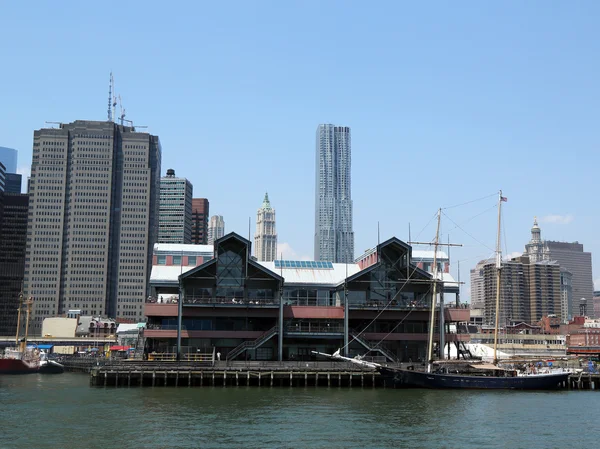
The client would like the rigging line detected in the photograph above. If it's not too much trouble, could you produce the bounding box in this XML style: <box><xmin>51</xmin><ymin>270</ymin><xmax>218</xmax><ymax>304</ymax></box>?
<box><xmin>442</xmin><ymin>192</ymin><xmax>498</xmax><ymax>210</ymax></box>
<box><xmin>442</xmin><ymin>211</ymin><xmax>495</xmax><ymax>253</ymax></box>
<box><xmin>445</xmin><ymin>204</ymin><xmax>499</xmax><ymax>234</ymax></box>
<box><xmin>410</xmin><ymin>211</ymin><xmax>439</xmax><ymax>243</ymax></box>
<box><xmin>340</xmin><ymin>249</ymin><xmax>439</xmax><ymax>352</ymax></box>
<box><xmin>371</xmin><ymin>285</ymin><xmax>433</xmax><ymax>350</ymax></box>
<box><xmin>502</xmin><ymin>210</ymin><xmax>509</xmax><ymax>260</ymax></box>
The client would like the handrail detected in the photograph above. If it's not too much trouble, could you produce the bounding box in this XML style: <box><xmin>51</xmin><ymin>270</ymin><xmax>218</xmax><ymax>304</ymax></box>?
<box><xmin>226</xmin><ymin>326</ymin><xmax>278</xmax><ymax>361</ymax></box>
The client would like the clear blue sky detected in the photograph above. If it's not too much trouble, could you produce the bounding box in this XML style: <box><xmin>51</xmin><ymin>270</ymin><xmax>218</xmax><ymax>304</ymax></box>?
<box><xmin>2</xmin><ymin>1</ymin><xmax>600</xmax><ymax>298</ymax></box>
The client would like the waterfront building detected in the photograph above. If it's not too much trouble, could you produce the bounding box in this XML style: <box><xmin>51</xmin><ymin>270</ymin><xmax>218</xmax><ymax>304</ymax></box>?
<box><xmin>0</xmin><ymin>146</ymin><xmax>17</xmax><ymax>173</ymax></box>
<box><xmin>254</xmin><ymin>192</ymin><xmax>277</xmax><ymax>262</ymax></box>
<box><xmin>523</xmin><ymin>218</ymin><xmax>594</xmax><ymax>318</ymax></box>
<box><xmin>0</xmin><ymin>192</ymin><xmax>29</xmax><ymax>335</ymax></box>
<box><xmin>314</xmin><ymin>124</ymin><xmax>354</xmax><ymax>263</ymax></box>
<box><xmin>158</xmin><ymin>169</ymin><xmax>193</xmax><ymax>244</ymax></box>
<box><xmin>191</xmin><ymin>198</ymin><xmax>209</xmax><ymax>245</ymax></box>
<box><xmin>207</xmin><ymin>215</ymin><xmax>225</xmax><ymax>245</ymax></box>
<box><xmin>23</xmin><ymin>120</ymin><xmax>161</xmax><ymax>332</ymax></box>
<box><xmin>145</xmin><ymin>232</ymin><xmax>469</xmax><ymax>362</ymax></box>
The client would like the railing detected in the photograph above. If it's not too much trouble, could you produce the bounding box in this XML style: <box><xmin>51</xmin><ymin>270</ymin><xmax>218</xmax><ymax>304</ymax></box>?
<box><xmin>285</xmin><ymin>323</ymin><xmax>344</xmax><ymax>334</ymax></box>
<box><xmin>183</xmin><ymin>297</ymin><xmax>279</xmax><ymax>306</ymax></box>
<box><xmin>350</xmin><ymin>332</ymin><xmax>399</xmax><ymax>363</ymax></box>
<box><xmin>226</xmin><ymin>326</ymin><xmax>278</xmax><ymax>361</ymax></box>
<box><xmin>349</xmin><ymin>300</ymin><xmax>429</xmax><ymax>310</ymax></box>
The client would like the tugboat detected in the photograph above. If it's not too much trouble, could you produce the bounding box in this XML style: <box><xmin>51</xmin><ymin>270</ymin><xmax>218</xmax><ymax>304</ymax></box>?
<box><xmin>0</xmin><ymin>295</ymin><xmax>64</xmax><ymax>374</ymax></box>
<box><xmin>317</xmin><ymin>192</ymin><xmax>570</xmax><ymax>390</ymax></box>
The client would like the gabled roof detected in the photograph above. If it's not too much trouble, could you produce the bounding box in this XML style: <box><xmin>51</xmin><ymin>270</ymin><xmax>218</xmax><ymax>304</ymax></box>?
<box><xmin>179</xmin><ymin>256</ymin><xmax>217</xmax><ymax>280</ymax></box>
<box><xmin>214</xmin><ymin>231</ymin><xmax>251</xmax><ymax>247</ymax></box>
<box><xmin>378</xmin><ymin>236</ymin><xmax>411</xmax><ymax>253</ymax></box>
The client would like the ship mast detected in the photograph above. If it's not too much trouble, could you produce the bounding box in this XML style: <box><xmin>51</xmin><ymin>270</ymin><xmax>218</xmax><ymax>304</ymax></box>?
<box><xmin>493</xmin><ymin>191</ymin><xmax>504</xmax><ymax>365</ymax></box>
<box><xmin>426</xmin><ymin>208</ymin><xmax>442</xmax><ymax>373</ymax></box>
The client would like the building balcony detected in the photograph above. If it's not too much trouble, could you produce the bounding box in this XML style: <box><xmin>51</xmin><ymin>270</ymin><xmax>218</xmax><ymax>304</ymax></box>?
<box><xmin>183</xmin><ymin>296</ymin><xmax>279</xmax><ymax>308</ymax></box>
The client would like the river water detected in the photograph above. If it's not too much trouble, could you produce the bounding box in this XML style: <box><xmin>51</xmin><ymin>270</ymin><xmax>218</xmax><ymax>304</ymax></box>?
<box><xmin>1</xmin><ymin>373</ymin><xmax>598</xmax><ymax>449</ymax></box>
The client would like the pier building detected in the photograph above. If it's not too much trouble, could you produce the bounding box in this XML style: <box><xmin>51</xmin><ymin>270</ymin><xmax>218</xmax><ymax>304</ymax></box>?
<box><xmin>145</xmin><ymin>232</ymin><xmax>469</xmax><ymax>362</ymax></box>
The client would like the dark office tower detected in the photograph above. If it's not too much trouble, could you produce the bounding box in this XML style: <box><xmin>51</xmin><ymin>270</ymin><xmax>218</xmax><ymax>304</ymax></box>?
<box><xmin>23</xmin><ymin>121</ymin><xmax>161</xmax><ymax>332</ymax></box>
<box><xmin>191</xmin><ymin>198</ymin><xmax>209</xmax><ymax>244</ymax></box>
<box><xmin>4</xmin><ymin>173</ymin><xmax>22</xmax><ymax>193</ymax></box>
<box><xmin>0</xmin><ymin>192</ymin><xmax>29</xmax><ymax>335</ymax></box>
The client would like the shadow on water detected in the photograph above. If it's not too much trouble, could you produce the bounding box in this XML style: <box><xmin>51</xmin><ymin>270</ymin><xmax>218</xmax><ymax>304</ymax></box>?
<box><xmin>0</xmin><ymin>373</ymin><xmax>598</xmax><ymax>449</ymax></box>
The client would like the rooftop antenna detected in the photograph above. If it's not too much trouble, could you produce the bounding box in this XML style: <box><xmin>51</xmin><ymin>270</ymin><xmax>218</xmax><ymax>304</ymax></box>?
<box><xmin>107</xmin><ymin>72</ymin><xmax>114</xmax><ymax>122</ymax></box>
<box><xmin>118</xmin><ymin>95</ymin><xmax>125</xmax><ymax>126</ymax></box>
<box><xmin>248</xmin><ymin>217</ymin><xmax>251</xmax><ymax>243</ymax></box>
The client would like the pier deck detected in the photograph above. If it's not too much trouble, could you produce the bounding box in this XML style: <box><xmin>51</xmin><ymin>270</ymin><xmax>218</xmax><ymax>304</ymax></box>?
<box><xmin>89</xmin><ymin>361</ymin><xmax>600</xmax><ymax>390</ymax></box>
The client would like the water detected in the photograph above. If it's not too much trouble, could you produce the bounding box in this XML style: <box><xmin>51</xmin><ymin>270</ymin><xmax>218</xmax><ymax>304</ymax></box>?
<box><xmin>1</xmin><ymin>373</ymin><xmax>598</xmax><ymax>449</ymax></box>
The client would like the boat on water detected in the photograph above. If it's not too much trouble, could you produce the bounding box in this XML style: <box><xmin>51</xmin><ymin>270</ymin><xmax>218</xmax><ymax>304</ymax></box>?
<box><xmin>0</xmin><ymin>295</ymin><xmax>64</xmax><ymax>375</ymax></box>
<box><xmin>316</xmin><ymin>191</ymin><xmax>570</xmax><ymax>390</ymax></box>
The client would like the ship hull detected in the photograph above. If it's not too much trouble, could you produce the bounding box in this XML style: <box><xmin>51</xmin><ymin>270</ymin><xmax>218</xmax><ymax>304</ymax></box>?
<box><xmin>0</xmin><ymin>358</ymin><xmax>39</xmax><ymax>375</ymax></box>
<box><xmin>39</xmin><ymin>360</ymin><xmax>65</xmax><ymax>374</ymax></box>
<box><xmin>379</xmin><ymin>367</ymin><xmax>569</xmax><ymax>390</ymax></box>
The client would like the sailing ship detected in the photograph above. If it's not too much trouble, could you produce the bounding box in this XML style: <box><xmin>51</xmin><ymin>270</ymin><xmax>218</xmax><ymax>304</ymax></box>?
<box><xmin>0</xmin><ymin>295</ymin><xmax>64</xmax><ymax>375</ymax></box>
<box><xmin>317</xmin><ymin>191</ymin><xmax>570</xmax><ymax>389</ymax></box>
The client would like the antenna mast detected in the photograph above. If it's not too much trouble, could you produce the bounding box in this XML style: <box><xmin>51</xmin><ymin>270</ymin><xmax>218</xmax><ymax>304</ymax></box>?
<box><xmin>107</xmin><ymin>72</ymin><xmax>114</xmax><ymax>122</ymax></box>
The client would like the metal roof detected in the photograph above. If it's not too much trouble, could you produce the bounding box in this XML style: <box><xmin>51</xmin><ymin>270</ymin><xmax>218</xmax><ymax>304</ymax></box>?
<box><xmin>258</xmin><ymin>261</ymin><xmax>362</xmax><ymax>287</ymax></box>
<box><xmin>154</xmin><ymin>243</ymin><xmax>213</xmax><ymax>254</ymax></box>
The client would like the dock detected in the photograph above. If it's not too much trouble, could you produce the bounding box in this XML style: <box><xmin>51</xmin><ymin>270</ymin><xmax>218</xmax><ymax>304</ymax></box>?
<box><xmin>90</xmin><ymin>361</ymin><xmax>385</xmax><ymax>388</ymax></box>
<box><xmin>89</xmin><ymin>360</ymin><xmax>600</xmax><ymax>390</ymax></box>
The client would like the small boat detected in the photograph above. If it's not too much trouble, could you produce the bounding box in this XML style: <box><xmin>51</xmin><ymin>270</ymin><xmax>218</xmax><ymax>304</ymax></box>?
<box><xmin>38</xmin><ymin>350</ymin><xmax>65</xmax><ymax>374</ymax></box>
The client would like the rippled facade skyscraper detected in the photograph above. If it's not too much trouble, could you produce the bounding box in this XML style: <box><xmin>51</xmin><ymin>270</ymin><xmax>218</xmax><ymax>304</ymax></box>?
<box><xmin>314</xmin><ymin>124</ymin><xmax>354</xmax><ymax>263</ymax></box>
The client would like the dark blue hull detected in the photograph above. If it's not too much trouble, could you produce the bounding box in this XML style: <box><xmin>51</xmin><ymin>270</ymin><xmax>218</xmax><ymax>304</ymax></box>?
<box><xmin>379</xmin><ymin>367</ymin><xmax>569</xmax><ymax>390</ymax></box>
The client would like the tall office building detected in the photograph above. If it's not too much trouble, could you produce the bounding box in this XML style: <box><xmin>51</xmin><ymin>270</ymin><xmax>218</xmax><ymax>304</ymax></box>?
<box><xmin>254</xmin><ymin>192</ymin><xmax>277</xmax><ymax>262</ymax></box>
<box><xmin>523</xmin><ymin>218</ymin><xmax>594</xmax><ymax>318</ymax></box>
<box><xmin>191</xmin><ymin>198</ymin><xmax>209</xmax><ymax>244</ymax></box>
<box><xmin>207</xmin><ymin>215</ymin><xmax>225</xmax><ymax>245</ymax></box>
<box><xmin>158</xmin><ymin>169</ymin><xmax>193</xmax><ymax>244</ymax></box>
<box><xmin>0</xmin><ymin>192</ymin><xmax>29</xmax><ymax>335</ymax></box>
<box><xmin>23</xmin><ymin>121</ymin><xmax>161</xmax><ymax>332</ymax></box>
<box><xmin>314</xmin><ymin>124</ymin><xmax>354</xmax><ymax>263</ymax></box>
<box><xmin>0</xmin><ymin>147</ymin><xmax>17</xmax><ymax>173</ymax></box>
<box><xmin>4</xmin><ymin>173</ymin><xmax>22</xmax><ymax>193</ymax></box>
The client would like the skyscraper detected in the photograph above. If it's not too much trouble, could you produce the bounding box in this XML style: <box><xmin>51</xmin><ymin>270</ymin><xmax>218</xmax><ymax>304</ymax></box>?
<box><xmin>254</xmin><ymin>192</ymin><xmax>277</xmax><ymax>262</ymax></box>
<box><xmin>158</xmin><ymin>169</ymin><xmax>193</xmax><ymax>244</ymax></box>
<box><xmin>4</xmin><ymin>173</ymin><xmax>22</xmax><ymax>193</ymax></box>
<box><xmin>314</xmin><ymin>124</ymin><xmax>354</xmax><ymax>263</ymax></box>
<box><xmin>0</xmin><ymin>147</ymin><xmax>17</xmax><ymax>173</ymax></box>
<box><xmin>207</xmin><ymin>215</ymin><xmax>225</xmax><ymax>245</ymax></box>
<box><xmin>0</xmin><ymin>162</ymin><xmax>5</xmax><ymax>192</ymax></box>
<box><xmin>191</xmin><ymin>198</ymin><xmax>209</xmax><ymax>244</ymax></box>
<box><xmin>0</xmin><ymin>192</ymin><xmax>29</xmax><ymax>335</ymax></box>
<box><xmin>23</xmin><ymin>121</ymin><xmax>161</xmax><ymax>331</ymax></box>
<box><xmin>523</xmin><ymin>218</ymin><xmax>594</xmax><ymax>318</ymax></box>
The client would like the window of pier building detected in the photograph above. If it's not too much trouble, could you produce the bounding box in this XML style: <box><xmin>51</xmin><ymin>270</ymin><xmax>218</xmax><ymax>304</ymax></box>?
<box><xmin>181</xmin><ymin>233</ymin><xmax>281</xmax><ymax>304</ymax></box>
<box><xmin>344</xmin><ymin>239</ymin><xmax>432</xmax><ymax>308</ymax></box>
<box><xmin>283</xmin><ymin>288</ymin><xmax>333</xmax><ymax>306</ymax></box>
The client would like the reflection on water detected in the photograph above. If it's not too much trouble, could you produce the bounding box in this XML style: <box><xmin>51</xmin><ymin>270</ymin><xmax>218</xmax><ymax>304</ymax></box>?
<box><xmin>0</xmin><ymin>373</ymin><xmax>598</xmax><ymax>449</ymax></box>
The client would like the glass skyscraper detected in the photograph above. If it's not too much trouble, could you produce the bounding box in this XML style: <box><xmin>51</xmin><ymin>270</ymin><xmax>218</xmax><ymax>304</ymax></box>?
<box><xmin>314</xmin><ymin>124</ymin><xmax>354</xmax><ymax>263</ymax></box>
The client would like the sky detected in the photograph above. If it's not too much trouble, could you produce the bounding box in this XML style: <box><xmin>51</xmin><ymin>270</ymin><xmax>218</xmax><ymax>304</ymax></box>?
<box><xmin>2</xmin><ymin>1</ymin><xmax>600</xmax><ymax>300</ymax></box>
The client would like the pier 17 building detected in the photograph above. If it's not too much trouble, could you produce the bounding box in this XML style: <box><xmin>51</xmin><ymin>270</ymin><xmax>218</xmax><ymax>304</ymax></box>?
<box><xmin>145</xmin><ymin>232</ymin><xmax>469</xmax><ymax>362</ymax></box>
